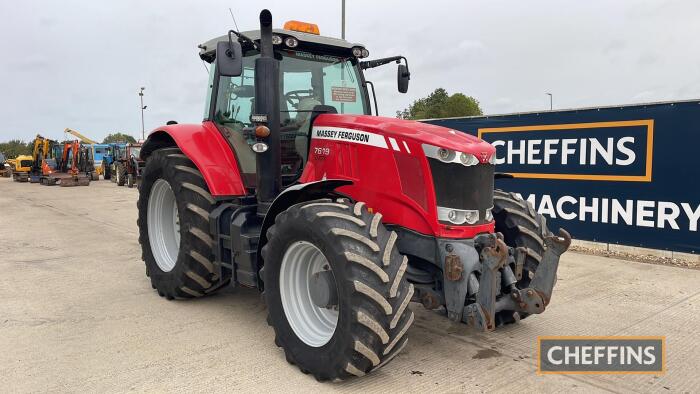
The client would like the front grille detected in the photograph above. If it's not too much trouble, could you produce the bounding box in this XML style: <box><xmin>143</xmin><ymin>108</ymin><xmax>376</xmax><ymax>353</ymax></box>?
<box><xmin>428</xmin><ymin>159</ymin><xmax>494</xmax><ymax>224</ymax></box>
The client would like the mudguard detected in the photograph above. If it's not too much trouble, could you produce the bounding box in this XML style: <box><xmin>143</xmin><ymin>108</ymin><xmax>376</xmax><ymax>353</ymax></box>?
<box><xmin>140</xmin><ymin>121</ymin><xmax>246</xmax><ymax>197</ymax></box>
<box><xmin>256</xmin><ymin>179</ymin><xmax>353</xmax><ymax>268</ymax></box>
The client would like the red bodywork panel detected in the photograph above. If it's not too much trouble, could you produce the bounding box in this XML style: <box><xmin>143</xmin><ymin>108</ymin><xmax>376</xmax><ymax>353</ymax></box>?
<box><xmin>300</xmin><ymin>115</ymin><xmax>497</xmax><ymax>239</ymax></box>
<box><xmin>147</xmin><ymin>121</ymin><xmax>246</xmax><ymax>197</ymax></box>
<box><xmin>149</xmin><ymin>116</ymin><xmax>496</xmax><ymax>239</ymax></box>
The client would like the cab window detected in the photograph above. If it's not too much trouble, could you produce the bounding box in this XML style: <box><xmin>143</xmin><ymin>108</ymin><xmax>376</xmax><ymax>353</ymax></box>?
<box><xmin>211</xmin><ymin>49</ymin><xmax>368</xmax><ymax>187</ymax></box>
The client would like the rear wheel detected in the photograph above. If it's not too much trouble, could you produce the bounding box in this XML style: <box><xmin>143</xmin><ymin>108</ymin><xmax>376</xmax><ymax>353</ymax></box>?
<box><xmin>137</xmin><ymin>148</ymin><xmax>225</xmax><ymax>299</ymax></box>
<box><xmin>262</xmin><ymin>199</ymin><xmax>414</xmax><ymax>381</ymax></box>
<box><xmin>492</xmin><ymin>189</ymin><xmax>551</xmax><ymax>326</ymax></box>
<box><xmin>116</xmin><ymin>163</ymin><xmax>126</xmax><ymax>186</ymax></box>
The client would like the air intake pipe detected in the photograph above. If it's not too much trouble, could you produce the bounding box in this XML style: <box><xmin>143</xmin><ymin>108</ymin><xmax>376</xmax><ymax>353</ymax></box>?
<box><xmin>254</xmin><ymin>9</ymin><xmax>281</xmax><ymax>212</ymax></box>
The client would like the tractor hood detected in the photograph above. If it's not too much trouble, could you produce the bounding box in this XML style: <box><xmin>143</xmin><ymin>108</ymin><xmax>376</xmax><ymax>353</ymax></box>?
<box><xmin>313</xmin><ymin>114</ymin><xmax>495</xmax><ymax>161</ymax></box>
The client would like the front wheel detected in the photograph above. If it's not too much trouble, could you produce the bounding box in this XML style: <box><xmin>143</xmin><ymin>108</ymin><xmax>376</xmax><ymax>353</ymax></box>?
<box><xmin>492</xmin><ymin>189</ymin><xmax>552</xmax><ymax>325</ymax></box>
<box><xmin>261</xmin><ymin>199</ymin><xmax>414</xmax><ymax>381</ymax></box>
<box><xmin>137</xmin><ymin>148</ymin><xmax>225</xmax><ymax>299</ymax></box>
<box><xmin>103</xmin><ymin>163</ymin><xmax>111</xmax><ymax>180</ymax></box>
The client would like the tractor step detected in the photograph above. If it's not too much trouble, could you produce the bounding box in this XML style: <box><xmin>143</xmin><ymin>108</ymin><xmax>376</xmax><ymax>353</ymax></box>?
<box><xmin>210</xmin><ymin>201</ymin><xmax>263</xmax><ymax>289</ymax></box>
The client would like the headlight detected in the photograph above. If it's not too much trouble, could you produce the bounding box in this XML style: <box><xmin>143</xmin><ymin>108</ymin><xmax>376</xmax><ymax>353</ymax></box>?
<box><xmin>352</xmin><ymin>46</ymin><xmax>369</xmax><ymax>58</ymax></box>
<box><xmin>488</xmin><ymin>153</ymin><xmax>496</xmax><ymax>165</ymax></box>
<box><xmin>251</xmin><ymin>142</ymin><xmax>269</xmax><ymax>153</ymax></box>
<box><xmin>485</xmin><ymin>207</ymin><xmax>493</xmax><ymax>222</ymax></box>
<box><xmin>284</xmin><ymin>37</ymin><xmax>298</xmax><ymax>48</ymax></box>
<box><xmin>459</xmin><ymin>152</ymin><xmax>479</xmax><ymax>166</ymax></box>
<box><xmin>437</xmin><ymin>148</ymin><xmax>455</xmax><ymax>162</ymax></box>
<box><xmin>438</xmin><ymin>207</ymin><xmax>479</xmax><ymax>225</ymax></box>
<box><xmin>423</xmin><ymin>144</ymin><xmax>482</xmax><ymax>166</ymax></box>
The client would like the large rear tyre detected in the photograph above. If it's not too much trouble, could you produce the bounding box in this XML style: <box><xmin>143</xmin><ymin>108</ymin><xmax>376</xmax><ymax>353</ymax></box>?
<box><xmin>492</xmin><ymin>189</ymin><xmax>552</xmax><ymax>326</ymax></box>
<box><xmin>262</xmin><ymin>199</ymin><xmax>414</xmax><ymax>381</ymax></box>
<box><xmin>116</xmin><ymin>163</ymin><xmax>126</xmax><ymax>186</ymax></box>
<box><xmin>137</xmin><ymin>148</ymin><xmax>224</xmax><ymax>299</ymax></box>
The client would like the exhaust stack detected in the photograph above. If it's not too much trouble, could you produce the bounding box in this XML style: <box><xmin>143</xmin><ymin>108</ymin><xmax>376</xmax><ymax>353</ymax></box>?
<box><xmin>254</xmin><ymin>9</ymin><xmax>281</xmax><ymax>212</ymax></box>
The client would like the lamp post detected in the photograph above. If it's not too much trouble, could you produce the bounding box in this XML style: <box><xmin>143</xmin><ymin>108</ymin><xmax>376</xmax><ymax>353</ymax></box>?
<box><xmin>545</xmin><ymin>92</ymin><xmax>553</xmax><ymax>111</ymax></box>
<box><xmin>341</xmin><ymin>0</ymin><xmax>345</xmax><ymax>39</ymax></box>
<box><xmin>139</xmin><ymin>87</ymin><xmax>147</xmax><ymax>141</ymax></box>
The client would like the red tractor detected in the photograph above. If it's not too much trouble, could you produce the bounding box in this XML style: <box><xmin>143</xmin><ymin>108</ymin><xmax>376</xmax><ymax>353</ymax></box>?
<box><xmin>138</xmin><ymin>10</ymin><xmax>570</xmax><ymax>381</ymax></box>
<box><xmin>113</xmin><ymin>143</ymin><xmax>143</xmax><ymax>188</ymax></box>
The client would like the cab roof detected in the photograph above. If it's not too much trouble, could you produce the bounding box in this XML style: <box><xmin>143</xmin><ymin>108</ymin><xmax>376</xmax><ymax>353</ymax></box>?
<box><xmin>198</xmin><ymin>28</ymin><xmax>365</xmax><ymax>62</ymax></box>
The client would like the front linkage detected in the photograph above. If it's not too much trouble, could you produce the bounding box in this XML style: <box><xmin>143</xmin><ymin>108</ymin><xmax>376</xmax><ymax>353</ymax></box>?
<box><xmin>441</xmin><ymin>229</ymin><xmax>571</xmax><ymax>331</ymax></box>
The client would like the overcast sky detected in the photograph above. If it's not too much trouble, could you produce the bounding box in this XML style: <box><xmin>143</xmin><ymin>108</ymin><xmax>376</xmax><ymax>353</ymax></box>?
<box><xmin>1</xmin><ymin>0</ymin><xmax>699</xmax><ymax>142</ymax></box>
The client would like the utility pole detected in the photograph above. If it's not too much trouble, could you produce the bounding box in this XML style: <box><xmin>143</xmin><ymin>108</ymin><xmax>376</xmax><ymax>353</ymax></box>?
<box><xmin>545</xmin><ymin>92</ymin><xmax>553</xmax><ymax>110</ymax></box>
<box><xmin>341</xmin><ymin>0</ymin><xmax>346</xmax><ymax>39</ymax></box>
<box><xmin>139</xmin><ymin>87</ymin><xmax>147</xmax><ymax>140</ymax></box>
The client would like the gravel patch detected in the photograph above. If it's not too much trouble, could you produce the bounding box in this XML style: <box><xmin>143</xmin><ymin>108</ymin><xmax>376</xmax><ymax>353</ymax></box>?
<box><xmin>570</xmin><ymin>245</ymin><xmax>700</xmax><ymax>270</ymax></box>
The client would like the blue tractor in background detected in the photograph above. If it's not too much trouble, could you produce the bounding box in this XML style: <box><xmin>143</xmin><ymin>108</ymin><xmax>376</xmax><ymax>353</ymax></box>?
<box><xmin>94</xmin><ymin>143</ymin><xmax>126</xmax><ymax>180</ymax></box>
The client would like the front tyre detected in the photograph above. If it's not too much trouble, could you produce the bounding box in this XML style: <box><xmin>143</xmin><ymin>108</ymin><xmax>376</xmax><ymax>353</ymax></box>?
<box><xmin>262</xmin><ymin>200</ymin><xmax>414</xmax><ymax>381</ymax></box>
<box><xmin>492</xmin><ymin>189</ymin><xmax>552</xmax><ymax>325</ymax></box>
<box><xmin>110</xmin><ymin>164</ymin><xmax>117</xmax><ymax>183</ymax></box>
<box><xmin>137</xmin><ymin>148</ymin><xmax>224</xmax><ymax>299</ymax></box>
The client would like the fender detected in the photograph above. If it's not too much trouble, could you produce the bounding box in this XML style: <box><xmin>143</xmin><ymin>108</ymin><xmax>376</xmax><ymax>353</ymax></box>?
<box><xmin>256</xmin><ymin>179</ymin><xmax>353</xmax><ymax>270</ymax></box>
<box><xmin>140</xmin><ymin>121</ymin><xmax>246</xmax><ymax>197</ymax></box>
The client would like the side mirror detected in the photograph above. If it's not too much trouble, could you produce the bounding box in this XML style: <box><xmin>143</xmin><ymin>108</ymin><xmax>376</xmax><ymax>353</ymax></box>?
<box><xmin>396</xmin><ymin>64</ymin><xmax>411</xmax><ymax>93</ymax></box>
<box><xmin>397</xmin><ymin>64</ymin><xmax>410</xmax><ymax>93</ymax></box>
<box><xmin>216</xmin><ymin>40</ymin><xmax>243</xmax><ymax>77</ymax></box>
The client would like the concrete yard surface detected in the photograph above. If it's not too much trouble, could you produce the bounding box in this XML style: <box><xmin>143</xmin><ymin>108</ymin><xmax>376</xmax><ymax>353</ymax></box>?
<box><xmin>1</xmin><ymin>177</ymin><xmax>698</xmax><ymax>393</ymax></box>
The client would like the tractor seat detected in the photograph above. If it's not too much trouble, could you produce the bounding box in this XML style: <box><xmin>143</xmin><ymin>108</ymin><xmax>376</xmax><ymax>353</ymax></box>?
<box><xmin>294</xmin><ymin>97</ymin><xmax>322</xmax><ymax>164</ymax></box>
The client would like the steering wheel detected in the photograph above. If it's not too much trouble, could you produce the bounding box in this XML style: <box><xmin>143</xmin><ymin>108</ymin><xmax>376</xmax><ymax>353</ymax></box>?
<box><xmin>285</xmin><ymin>89</ymin><xmax>314</xmax><ymax>109</ymax></box>
<box><xmin>227</xmin><ymin>81</ymin><xmax>241</xmax><ymax>100</ymax></box>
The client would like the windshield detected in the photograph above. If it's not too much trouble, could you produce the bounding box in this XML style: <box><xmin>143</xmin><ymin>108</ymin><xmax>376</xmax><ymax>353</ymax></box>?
<box><xmin>210</xmin><ymin>49</ymin><xmax>368</xmax><ymax>187</ymax></box>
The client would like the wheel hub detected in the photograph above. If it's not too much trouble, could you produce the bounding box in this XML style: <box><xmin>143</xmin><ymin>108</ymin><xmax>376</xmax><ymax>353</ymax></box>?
<box><xmin>279</xmin><ymin>241</ymin><xmax>339</xmax><ymax>347</ymax></box>
<box><xmin>147</xmin><ymin>179</ymin><xmax>180</xmax><ymax>272</ymax></box>
<box><xmin>309</xmin><ymin>270</ymin><xmax>338</xmax><ymax>309</ymax></box>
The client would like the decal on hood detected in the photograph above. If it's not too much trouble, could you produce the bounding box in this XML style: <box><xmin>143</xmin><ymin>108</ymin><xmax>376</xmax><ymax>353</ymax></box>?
<box><xmin>311</xmin><ymin>126</ymin><xmax>388</xmax><ymax>149</ymax></box>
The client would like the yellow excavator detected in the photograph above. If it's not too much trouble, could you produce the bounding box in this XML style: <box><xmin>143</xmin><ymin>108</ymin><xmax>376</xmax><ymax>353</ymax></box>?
<box><xmin>10</xmin><ymin>155</ymin><xmax>33</xmax><ymax>182</ymax></box>
<box><xmin>28</xmin><ymin>134</ymin><xmax>60</xmax><ymax>183</ymax></box>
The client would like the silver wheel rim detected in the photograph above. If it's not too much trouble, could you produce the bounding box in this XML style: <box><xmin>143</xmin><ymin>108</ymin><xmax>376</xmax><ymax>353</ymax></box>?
<box><xmin>148</xmin><ymin>179</ymin><xmax>180</xmax><ymax>272</ymax></box>
<box><xmin>280</xmin><ymin>241</ymin><xmax>338</xmax><ymax>347</ymax></box>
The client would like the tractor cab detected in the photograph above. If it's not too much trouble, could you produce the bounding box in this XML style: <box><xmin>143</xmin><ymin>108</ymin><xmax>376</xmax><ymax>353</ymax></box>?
<box><xmin>198</xmin><ymin>21</ymin><xmax>409</xmax><ymax>188</ymax></box>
